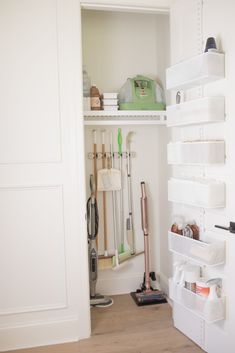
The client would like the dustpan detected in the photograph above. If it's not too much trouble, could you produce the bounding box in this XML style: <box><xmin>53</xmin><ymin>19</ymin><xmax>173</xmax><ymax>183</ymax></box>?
<box><xmin>97</xmin><ymin>168</ymin><xmax>121</xmax><ymax>191</ymax></box>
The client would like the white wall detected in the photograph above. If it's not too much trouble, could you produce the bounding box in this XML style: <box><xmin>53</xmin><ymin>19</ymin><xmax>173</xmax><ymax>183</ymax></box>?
<box><xmin>82</xmin><ymin>10</ymin><xmax>169</xmax><ymax>93</ymax></box>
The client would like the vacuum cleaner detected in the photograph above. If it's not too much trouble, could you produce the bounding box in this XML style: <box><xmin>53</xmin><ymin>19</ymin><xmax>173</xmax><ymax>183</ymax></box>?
<box><xmin>131</xmin><ymin>182</ymin><xmax>167</xmax><ymax>306</ymax></box>
<box><xmin>119</xmin><ymin>75</ymin><xmax>166</xmax><ymax>111</ymax></box>
<box><xmin>87</xmin><ymin>175</ymin><xmax>113</xmax><ymax>307</ymax></box>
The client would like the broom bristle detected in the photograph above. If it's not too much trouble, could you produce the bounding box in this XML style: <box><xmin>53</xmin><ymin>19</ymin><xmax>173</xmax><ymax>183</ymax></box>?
<box><xmin>98</xmin><ymin>257</ymin><xmax>112</xmax><ymax>270</ymax></box>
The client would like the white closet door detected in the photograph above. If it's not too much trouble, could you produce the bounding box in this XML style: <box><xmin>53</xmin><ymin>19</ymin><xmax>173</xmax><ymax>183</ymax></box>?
<box><xmin>0</xmin><ymin>0</ymin><xmax>90</xmax><ymax>350</ymax></box>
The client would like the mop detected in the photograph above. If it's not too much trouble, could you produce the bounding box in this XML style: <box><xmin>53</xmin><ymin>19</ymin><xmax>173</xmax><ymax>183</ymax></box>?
<box><xmin>131</xmin><ymin>182</ymin><xmax>167</xmax><ymax>306</ymax></box>
<box><xmin>112</xmin><ymin>130</ymin><xmax>133</xmax><ymax>268</ymax></box>
<box><xmin>87</xmin><ymin>174</ymin><xmax>113</xmax><ymax>307</ymax></box>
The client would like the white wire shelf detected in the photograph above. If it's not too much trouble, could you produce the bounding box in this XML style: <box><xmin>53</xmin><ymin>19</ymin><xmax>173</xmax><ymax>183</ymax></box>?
<box><xmin>83</xmin><ymin>110</ymin><xmax>167</xmax><ymax>125</ymax></box>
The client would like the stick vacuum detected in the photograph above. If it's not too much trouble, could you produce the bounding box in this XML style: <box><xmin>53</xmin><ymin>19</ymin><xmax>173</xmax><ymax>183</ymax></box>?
<box><xmin>131</xmin><ymin>182</ymin><xmax>167</xmax><ymax>306</ymax></box>
<box><xmin>87</xmin><ymin>175</ymin><xmax>113</xmax><ymax>307</ymax></box>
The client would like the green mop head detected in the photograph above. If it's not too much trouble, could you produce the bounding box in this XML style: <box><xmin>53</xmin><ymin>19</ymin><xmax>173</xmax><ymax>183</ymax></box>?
<box><xmin>112</xmin><ymin>250</ymin><xmax>132</xmax><ymax>267</ymax></box>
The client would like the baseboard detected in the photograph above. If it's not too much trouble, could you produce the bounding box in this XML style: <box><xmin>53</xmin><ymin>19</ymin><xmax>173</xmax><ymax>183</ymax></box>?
<box><xmin>0</xmin><ymin>316</ymin><xmax>90</xmax><ymax>352</ymax></box>
<box><xmin>159</xmin><ymin>272</ymin><xmax>169</xmax><ymax>296</ymax></box>
<box><xmin>96</xmin><ymin>272</ymin><xmax>144</xmax><ymax>295</ymax></box>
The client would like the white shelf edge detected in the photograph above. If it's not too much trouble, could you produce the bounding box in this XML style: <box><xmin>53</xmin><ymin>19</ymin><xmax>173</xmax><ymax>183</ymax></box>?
<box><xmin>83</xmin><ymin>110</ymin><xmax>167</xmax><ymax>126</ymax></box>
<box><xmin>83</xmin><ymin>110</ymin><xmax>167</xmax><ymax>117</ymax></box>
<box><xmin>84</xmin><ymin>119</ymin><xmax>167</xmax><ymax>126</ymax></box>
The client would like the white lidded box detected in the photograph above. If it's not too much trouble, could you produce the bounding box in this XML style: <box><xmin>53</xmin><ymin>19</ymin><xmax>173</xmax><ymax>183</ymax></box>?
<box><xmin>168</xmin><ymin>231</ymin><xmax>225</xmax><ymax>266</ymax></box>
<box><xmin>169</xmin><ymin>279</ymin><xmax>225</xmax><ymax>323</ymax></box>
<box><xmin>167</xmin><ymin>140</ymin><xmax>225</xmax><ymax>165</ymax></box>
<box><xmin>102</xmin><ymin>92</ymin><xmax>118</xmax><ymax>99</ymax></box>
<box><xmin>102</xmin><ymin>99</ymin><xmax>118</xmax><ymax>106</ymax></box>
<box><xmin>168</xmin><ymin>178</ymin><xmax>225</xmax><ymax>208</ymax></box>
<box><xmin>167</xmin><ymin>96</ymin><xmax>225</xmax><ymax>127</ymax></box>
<box><xmin>166</xmin><ymin>52</ymin><xmax>225</xmax><ymax>90</ymax></box>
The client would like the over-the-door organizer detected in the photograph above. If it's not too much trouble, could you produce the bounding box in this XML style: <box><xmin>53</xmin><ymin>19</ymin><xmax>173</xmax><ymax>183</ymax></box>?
<box><xmin>166</xmin><ymin>49</ymin><xmax>226</xmax><ymax>324</ymax></box>
<box><xmin>168</xmin><ymin>231</ymin><xmax>225</xmax><ymax>266</ymax></box>
<box><xmin>166</xmin><ymin>51</ymin><xmax>225</xmax><ymax>90</ymax></box>
<box><xmin>168</xmin><ymin>140</ymin><xmax>225</xmax><ymax>165</ymax></box>
<box><xmin>168</xmin><ymin>178</ymin><xmax>225</xmax><ymax>208</ymax></box>
<box><xmin>167</xmin><ymin>96</ymin><xmax>225</xmax><ymax>127</ymax></box>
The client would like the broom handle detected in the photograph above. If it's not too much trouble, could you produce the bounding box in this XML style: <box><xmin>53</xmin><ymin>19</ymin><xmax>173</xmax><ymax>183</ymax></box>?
<box><xmin>102</xmin><ymin>130</ymin><xmax>108</xmax><ymax>256</ymax></box>
<box><xmin>118</xmin><ymin>128</ymin><xmax>124</xmax><ymax>252</ymax></box>
<box><xmin>141</xmin><ymin>182</ymin><xmax>151</xmax><ymax>292</ymax></box>
<box><xmin>110</xmin><ymin>133</ymin><xmax>119</xmax><ymax>266</ymax></box>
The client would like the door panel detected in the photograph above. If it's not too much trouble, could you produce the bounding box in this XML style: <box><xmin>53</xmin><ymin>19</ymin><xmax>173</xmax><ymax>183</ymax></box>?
<box><xmin>0</xmin><ymin>0</ymin><xmax>61</xmax><ymax>164</ymax></box>
<box><xmin>0</xmin><ymin>0</ymin><xmax>90</xmax><ymax>350</ymax></box>
<box><xmin>0</xmin><ymin>186</ymin><xmax>67</xmax><ymax>315</ymax></box>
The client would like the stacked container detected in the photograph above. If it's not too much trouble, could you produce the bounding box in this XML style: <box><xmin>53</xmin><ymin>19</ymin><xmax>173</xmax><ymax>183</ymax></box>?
<box><xmin>102</xmin><ymin>93</ymin><xmax>119</xmax><ymax>111</ymax></box>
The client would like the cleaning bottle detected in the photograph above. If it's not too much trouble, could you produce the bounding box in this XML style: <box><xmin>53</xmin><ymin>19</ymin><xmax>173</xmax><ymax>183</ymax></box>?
<box><xmin>83</xmin><ymin>66</ymin><xmax>91</xmax><ymax>110</ymax></box>
<box><xmin>90</xmin><ymin>85</ymin><xmax>101</xmax><ymax>110</ymax></box>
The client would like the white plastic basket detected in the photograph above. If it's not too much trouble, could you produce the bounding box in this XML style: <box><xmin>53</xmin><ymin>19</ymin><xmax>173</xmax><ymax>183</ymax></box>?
<box><xmin>168</xmin><ymin>178</ymin><xmax>225</xmax><ymax>208</ymax></box>
<box><xmin>167</xmin><ymin>141</ymin><xmax>225</xmax><ymax>165</ymax></box>
<box><xmin>169</xmin><ymin>279</ymin><xmax>225</xmax><ymax>323</ymax></box>
<box><xmin>168</xmin><ymin>231</ymin><xmax>225</xmax><ymax>266</ymax></box>
<box><xmin>167</xmin><ymin>97</ymin><xmax>225</xmax><ymax>127</ymax></box>
<box><xmin>166</xmin><ymin>52</ymin><xmax>225</xmax><ymax>90</ymax></box>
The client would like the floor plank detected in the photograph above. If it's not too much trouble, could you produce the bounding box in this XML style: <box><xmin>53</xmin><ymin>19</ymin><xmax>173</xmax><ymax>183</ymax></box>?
<box><xmin>6</xmin><ymin>294</ymin><xmax>204</xmax><ymax>353</ymax></box>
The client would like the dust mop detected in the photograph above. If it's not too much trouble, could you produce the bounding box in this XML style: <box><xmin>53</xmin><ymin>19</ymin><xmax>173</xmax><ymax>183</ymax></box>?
<box><xmin>87</xmin><ymin>174</ymin><xmax>113</xmax><ymax>307</ymax></box>
<box><xmin>97</xmin><ymin>132</ymin><xmax>121</xmax><ymax>270</ymax></box>
<box><xmin>131</xmin><ymin>182</ymin><xmax>167</xmax><ymax>306</ymax></box>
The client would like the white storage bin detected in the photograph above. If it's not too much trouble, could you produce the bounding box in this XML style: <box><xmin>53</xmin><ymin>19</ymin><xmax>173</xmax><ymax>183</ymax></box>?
<box><xmin>168</xmin><ymin>231</ymin><xmax>225</xmax><ymax>266</ymax></box>
<box><xmin>166</xmin><ymin>52</ymin><xmax>225</xmax><ymax>90</ymax></box>
<box><xmin>168</xmin><ymin>178</ymin><xmax>225</xmax><ymax>208</ymax></box>
<box><xmin>169</xmin><ymin>279</ymin><xmax>225</xmax><ymax>323</ymax></box>
<box><xmin>167</xmin><ymin>97</ymin><xmax>225</xmax><ymax>127</ymax></box>
<box><xmin>167</xmin><ymin>141</ymin><xmax>225</xmax><ymax>165</ymax></box>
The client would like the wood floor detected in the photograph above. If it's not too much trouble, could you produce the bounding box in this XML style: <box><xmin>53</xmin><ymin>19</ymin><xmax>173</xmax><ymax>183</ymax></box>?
<box><xmin>8</xmin><ymin>295</ymin><xmax>204</xmax><ymax>353</ymax></box>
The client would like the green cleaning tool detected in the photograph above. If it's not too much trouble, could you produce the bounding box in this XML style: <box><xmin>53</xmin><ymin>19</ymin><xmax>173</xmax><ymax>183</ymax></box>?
<box><xmin>119</xmin><ymin>75</ymin><xmax>166</xmax><ymax>111</ymax></box>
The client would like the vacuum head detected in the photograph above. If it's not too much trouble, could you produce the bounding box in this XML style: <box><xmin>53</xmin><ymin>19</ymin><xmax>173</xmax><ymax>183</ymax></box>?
<box><xmin>90</xmin><ymin>294</ymin><xmax>113</xmax><ymax>307</ymax></box>
<box><xmin>131</xmin><ymin>289</ymin><xmax>167</xmax><ymax>306</ymax></box>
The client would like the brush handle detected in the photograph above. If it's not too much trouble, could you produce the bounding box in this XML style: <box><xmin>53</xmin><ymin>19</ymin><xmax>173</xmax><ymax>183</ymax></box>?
<box><xmin>117</xmin><ymin>128</ymin><xmax>122</xmax><ymax>155</ymax></box>
<box><xmin>141</xmin><ymin>182</ymin><xmax>148</xmax><ymax>235</ymax></box>
<box><xmin>140</xmin><ymin>182</ymin><xmax>151</xmax><ymax>292</ymax></box>
<box><xmin>101</xmin><ymin>131</ymin><xmax>108</xmax><ymax>256</ymax></box>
